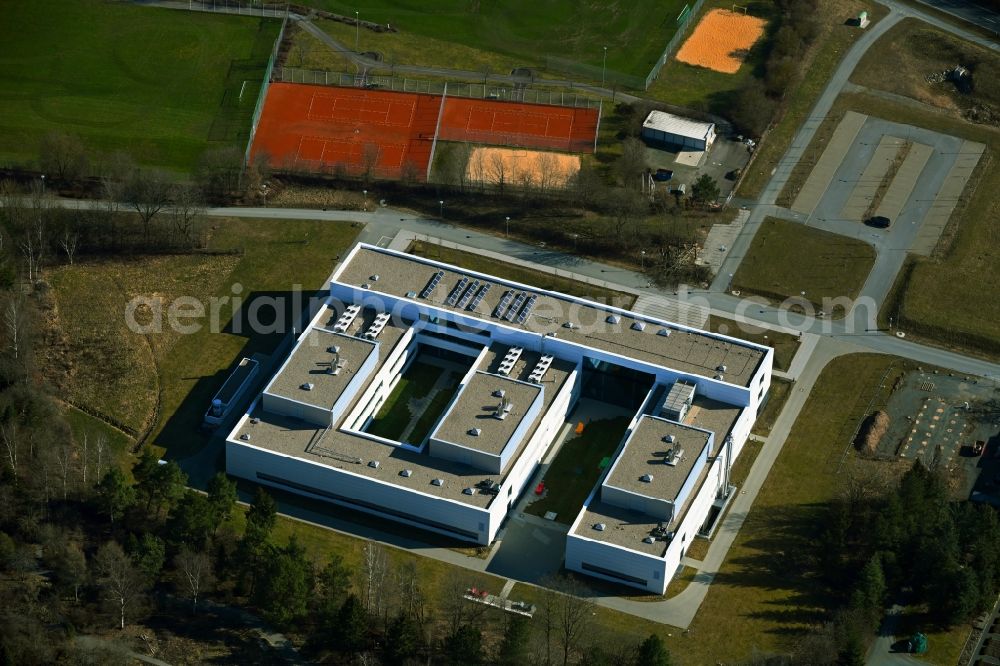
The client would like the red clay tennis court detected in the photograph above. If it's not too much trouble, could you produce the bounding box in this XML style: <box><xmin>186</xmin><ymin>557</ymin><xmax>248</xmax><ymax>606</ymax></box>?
<box><xmin>250</xmin><ymin>83</ymin><xmax>439</xmax><ymax>179</ymax></box>
<box><xmin>438</xmin><ymin>97</ymin><xmax>599</xmax><ymax>153</ymax></box>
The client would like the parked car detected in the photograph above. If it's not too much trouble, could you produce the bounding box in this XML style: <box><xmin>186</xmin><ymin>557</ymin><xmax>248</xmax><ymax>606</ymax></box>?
<box><xmin>865</xmin><ymin>215</ymin><xmax>891</xmax><ymax>228</ymax></box>
<box><xmin>653</xmin><ymin>168</ymin><xmax>673</xmax><ymax>182</ymax></box>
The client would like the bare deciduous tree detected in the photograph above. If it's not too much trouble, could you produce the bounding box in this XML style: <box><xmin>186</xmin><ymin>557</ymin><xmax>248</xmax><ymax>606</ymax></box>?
<box><xmin>53</xmin><ymin>439</ymin><xmax>75</xmax><ymax>500</ymax></box>
<box><xmin>1</xmin><ymin>423</ymin><xmax>17</xmax><ymax>478</ymax></box>
<box><xmin>617</xmin><ymin>137</ymin><xmax>647</xmax><ymax>189</ymax></box>
<box><xmin>94</xmin><ymin>541</ymin><xmax>149</xmax><ymax>630</ymax></box>
<box><xmin>39</xmin><ymin>131</ymin><xmax>89</xmax><ymax>185</ymax></box>
<box><xmin>488</xmin><ymin>152</ymin><xmax>508</xmax><ymax>195</ymax></box>
<box><xmin>124</xmin><ymin>169</ymin><xmax>173</xmax><ymax>240</ymax></box>
<box><xmin>361</xmin><ymin>541</ymin><xmax>388</xmax><ymax>616</ymax></box>
<box><xmin>174</xmin><ymin>546</ymin><xmax>214</xmax><ymax>613</ymax></box>
<box><xmin>169</xmin><ymin>184</ymin><xmax>203</xmax><ymax>245</ymax></box>
<box><xmin>59</xmin><ymin>226</ymin><xmax>79</xmax><ymax>265</ymax></box>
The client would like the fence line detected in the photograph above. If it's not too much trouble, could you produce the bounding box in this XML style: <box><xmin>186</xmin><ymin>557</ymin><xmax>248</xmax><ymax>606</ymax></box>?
<box><xmin>543</xmin><ymin>0</ymin><xmax>705</xmax><ymax>91</ymax></box>
<box><xmin>187</xmin><ymin>0</ymin><xmax>290</xmax><ymax>16</ymax></box>
<box><xmin>644</xmin><ymin>0</ymin><xmax>705</xmax><ymax>90</ymax></box>
<box><xmin>273</xmin><ymin>67</ymin><xmax>603</xmax><ymax>109</ymax></box>
<box><xmin>245</xmin><ymin>7</ymin><xmax>288</xmax><ymax>165</ymax></box>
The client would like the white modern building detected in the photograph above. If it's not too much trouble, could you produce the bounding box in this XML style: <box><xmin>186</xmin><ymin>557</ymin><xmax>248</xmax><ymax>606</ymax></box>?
<box><xmin>226</xmin><ymin>244</ymin><xmax>772</xmax><ymax>592</ymax></box>
<box><xmin>641</xmin><ymin>109</ymin><xmax>717</xmax><ymax>151</ymax></box>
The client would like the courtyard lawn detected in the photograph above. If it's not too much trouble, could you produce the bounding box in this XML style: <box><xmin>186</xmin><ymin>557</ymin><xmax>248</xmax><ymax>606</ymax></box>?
<box><xmin>0</xmin><ymin>0</ymin><xmax>279</xmax><ymax>171</ymax></box>
<box><xmin>525</xmin><ymin>416</ymin><xmax>630</xmax><ymax>524</ymax></box>
<box><xmin>731</xmin><ymin>217</ymin><xmax>876</xmax><ymax>315</ymax></box>
<box><xmin>366</xmin><ymin>361</ymin><xmax>445</xmax><ymax>442</ymax></box>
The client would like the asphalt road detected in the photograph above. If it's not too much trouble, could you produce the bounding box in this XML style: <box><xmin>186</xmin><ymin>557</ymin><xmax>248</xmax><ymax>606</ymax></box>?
<box><xmin>916</xmin><ymin>0</ymin><xmax>1000</xmax><ymax>34</ymax></box>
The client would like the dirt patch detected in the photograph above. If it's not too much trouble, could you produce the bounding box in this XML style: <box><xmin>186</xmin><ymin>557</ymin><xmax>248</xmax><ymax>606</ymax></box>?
<box><xmin>675</xmin><ymin>9</ymin><xmax>767</xmax><ymax>75</ymax></box>
<box><xmin>465</xmin><ymin>146</ymin><xmax>579</xmax><ymax>189</ymax></box>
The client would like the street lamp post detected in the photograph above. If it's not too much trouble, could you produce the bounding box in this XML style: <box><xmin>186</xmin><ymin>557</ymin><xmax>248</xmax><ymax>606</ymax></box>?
<box><xmin>728</xmin><ymin>272</ymin><xmax>734</xmax><ymax>291</ymax></box>
<box><xmin>572</xmin><ymin>233</ymin><xmax>578</xmax><ymax>251</ymax></box>
<box><xmin>505</xmin><ymin>216</ymin><xmax>510</xmax><ymax>237</ymax></box>
<box><xmin>40</xmin><ymin>174</ymin><xmax>45</xmax><ymax>194</ymax></box>
<box><xmin>640</xmin><ymin>249</ymin><xmax>645</xmax><ymax>270</ymax></box>
<box><xmin>363</xmin><ymin>189</ymin><xmax>368</xmax><ymax>211</ymax></box>
<box><xmin>602</xmin><ymin>46</ymin><xmax>608</xmax><ymax>87</ymax></box>
<box><xmin>355</xmin><ymin>10</ymin><xmax>360</xmax><ymax>52</ymax></box>
<box><xmin>439</xmin><ymin>200</ymin><xmax>444</xmax><ymax>218</ymax></box>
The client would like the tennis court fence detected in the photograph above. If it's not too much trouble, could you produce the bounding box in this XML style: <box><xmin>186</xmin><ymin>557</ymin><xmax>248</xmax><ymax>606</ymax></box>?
<box><xmin>273</xmin><ymin>67</ymin><xmax>603</xmax><ymax>110</ymax></box>
<box><xmin>244</xmin><ymin>7</ymin><xmax>289</xmax><ymax>165</ymax></box>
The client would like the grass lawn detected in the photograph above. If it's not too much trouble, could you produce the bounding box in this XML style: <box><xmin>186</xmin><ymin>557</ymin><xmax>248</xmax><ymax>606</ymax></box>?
<box><xmin>407</xmin><ymin>242</ymin><xmax>636</xmax><ymax>309</ymax></box>
<box><xmin>677</xmin><ymin>354</ymin><xmax>929</xmax><ymax>663</ymax></box>
<box><xmin>0</xmin><ymin>0</ymin><xmax>279</xmax><ymax>171</ymax></box>
<box><xmin>851</xmin><ymin>19</ymin><xmax>1000</xmax><ymax>121</ymax></box>
<box><xmin>305</xmin><ymin>1</ymin><xmax>689</xmax><ymax>81</ymax></box>
<box><xmin>738</xmin><ymin>0</ymin><xmax>889</xmax><ymax>198</ymax></box>
<box><xmin>525</xmin><ymin>417</ymin><xmax>630</xmax><ymax>524</ymax></box>
<box><xmin>752</xmin><ymin>378</ymin><xmax>793</xmax><ymax>437</ymax></box>
<box><xmin>46</xmin><ymin>217</ymin><xmax>360</xmax><ymax>457</ymax></box>
<box><xmin>63</xmin><ymin>404</ymin><xmax>134</xmax><ymax>473</ymax></box>
<box><xmin>731</xmin><ymin>217</ymin><xmax>876</xmax><ymax>315</ymax></box>
<box><xmin>366</xmin><ymin>361</ymin><xmax>445</xmax><ymax>442</ymax></box>
<box><xmin>707</xmin><ymin>315</ymin><xmax>800</xmax><ymax>371</ymax></box>
<box><xmin>408</xmin><ymin>382</ymin><xmax>458</xmax><ymax>445</ymax></box>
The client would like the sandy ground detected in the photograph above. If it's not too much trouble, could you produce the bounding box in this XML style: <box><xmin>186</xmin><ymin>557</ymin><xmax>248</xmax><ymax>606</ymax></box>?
<box><xmin>465</xmin><ymin>147</ymin><xmax>580</xmax><ymax>188</ymax></box>
<box><xmin>675</xmin><ymin>9</ymin><xmax>767</xmax><ymax>74</ymax></box>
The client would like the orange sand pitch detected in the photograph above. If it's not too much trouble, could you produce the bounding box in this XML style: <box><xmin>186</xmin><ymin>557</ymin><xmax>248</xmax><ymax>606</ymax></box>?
<box><xmin>465</xmin><ymin>147</ymin><xmax>579</xmax><ymax>189</ymax></box>
<box><xmin>675</xmin><ymin>9</ymin><xmax>767</xmax><ymax>74</ymax></box>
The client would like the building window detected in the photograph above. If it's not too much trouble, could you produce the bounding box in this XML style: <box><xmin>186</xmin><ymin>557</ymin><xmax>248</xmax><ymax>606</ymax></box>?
<box><xmin>581</xmin><ymin>562</ymin><xmax>647</xmax><ymax>586</ymax></box>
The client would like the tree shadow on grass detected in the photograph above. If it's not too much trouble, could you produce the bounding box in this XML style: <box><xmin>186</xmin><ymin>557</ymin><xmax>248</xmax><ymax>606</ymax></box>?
<box><xmin>709</xmin><ymin>502</ymin><xmax>842</xmax><ymax>636</ymax></box>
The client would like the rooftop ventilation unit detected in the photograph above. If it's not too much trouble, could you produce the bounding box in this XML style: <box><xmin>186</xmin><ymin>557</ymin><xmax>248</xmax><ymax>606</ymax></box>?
<box><xmin>631</xmin><ymin>321</ymin><xmax>646</xmax><ymax>332</ymax></box>
<box><xmin>468</xmin><ymin>428</ymin><xmax>482</xmax><ymax>437</ymax></box>
<box><xmin>492</xmin><ymin>389</ymin><xmax>506</xmax><ymax>398</ymax></box>
<box><xmin>715</xmin><ymin>374</ymin><xmax>724</xmax><ymax>381</ymax></box>
<box><xmin>370</xmin><ymin>274</ymin><xmax>380</xmax><ymax>282</ymax></box>
<box><xmin>368</xmin><ymin>460</ymin><xmax>380</xmax><ymax>469</ymax></box>
<box><xmin>640</xmin><ymin>474</ymin><xmax>654</xmax><ymax>483</ymax></box>
<box><xmin>405</xmin><ymin>290</ymin><xmax>417</xmax><ymax>299</ymax></box>
<box><xmin>663</xmin><ymin>434</ymin><xmax>676</xmax><ymax>444</ymax></box>
<box><xmin>657</xmin><ymin>328</ymin><xmax>671</xmax><ymax>337</ymax></box>
<box><xmin>593</xmin><ymin>523</ymin><xmax>606</xmax><ymax>532</ymax></box>
<box><xmin>333</xmin><ymin>304</ymin><xmax>361</xmax><ymax>333</ymax></box>
<box><xmin>400</xmin><ymin>469</ymin><xmax>413</xmax><ymax>478</ymax></box>
<box><xmin>239</xmin><ymin>433</ymin><xmax>251</xmax><ymax>441</ymax></box>
<box><xmin>606</xmin><ymin>315</ymin><xmax>620</xmax><ymax>324</ymax></box>
<box><xmin>431</xmin><ymin>478</ymin><xmax>444</xmax><ymax>487</ymax></box>
<box><xmin>300</xmin><ymin>382</ymin><xmax>314</xmax><ymax>391</ymax></box>
<box><xmin>643</xmin><ymin>536</ymin><xmax>656</xmax><ymax>544</ymax></box>
<box><xmin>327</xmin><ymin>345</ymin><xmax>340</xmax><ymax>354</ymax></box>
<box><xmin>361</xmin><ymin>283</ymin><xmax>370</xmax><ymax>289</ymax></box>
<box><xmin>493</xmin><ymin>397</ymin><xmax>513</xmax><ymax>420</ymax></box>
<box><xmin>462</xmin><ymin>487</ymin><xmax>476</xmax><ymax>496</ymax></box>
<box><xmin>528</xmin><ymin>354</ymin><xmax>555</xmax><ymax>384</ymax></box>
<box><xmin>664</xmin><ymin>447</ymin><xmax>684</xmax><ymax>466</ymax></box>
<box><xmin>717</xmin><ymin>364</ymin><xmax>727</xmax><ymax>373</ymax></box>
<box><xmin>250</xmin><ymin>417</ymin><xmax>260</xmax><ymax>425</ymax></box>
<box><xmin>563</xmin><ymin>321</ymin><xmax>579</xmax><ymax>330</ymax></box>
<box><xmin>363</xmin><ymin>312</ymin><xmax>391</xmax><ymax>340</ymax></box>
<box><xmin>497</xmin><ymin>347</ymin><xmax>523</xmax><ymax>376</ymax></box>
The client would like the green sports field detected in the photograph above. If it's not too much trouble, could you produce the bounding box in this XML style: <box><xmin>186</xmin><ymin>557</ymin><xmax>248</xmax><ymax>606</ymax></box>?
<box><xmin>308</xmin><ymin>0</ymin><xmax>690</xmax><ymax>81</ymax></box>
<box><xmin>0</xmin><ymin>1</ymin><xmax>280</xmax><ymax>172</ymax></box>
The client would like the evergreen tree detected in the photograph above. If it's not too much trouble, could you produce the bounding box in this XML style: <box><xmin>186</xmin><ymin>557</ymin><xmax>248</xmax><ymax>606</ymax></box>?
<box><xmin>384</xmin><ymin>612</ymin><xmax>421</xmax><ymax>665</ymax></box>
<box><xmin>635</xmin><ymin>634</ymin><xmax>671</xmax><ymax>666</ymax></box>
<box><xmin>497</xmin><ymin>615</ymin><xmax>531</xmax><ymax>665</ymax></box>
<box><xmin>129</xmin><ymin>533</ymin><xmax>166</xmax><ymax>579</ymax></box>
<box><xmin>254</xmin><ymin>536</ymin><xmax>314</xmax><ymax>628</ymax></box>
<box><xmin>167</xmin><ymin>491</ymin><xmax>215</xmax><ymax>549</ymax></box>
<box><xmin>444</xmin><ymin>624</ymin><xmax>483</xmax><ymax>666</ymax></box>
<box><xmin>334</xmin><ymin>594</ymin><xmax>368</xmax><ymax>653</ymax></box>
<box><xmin>94</xmin><ymin>468</ymin><xmax>135</xmax><ymax>526</ymax></box>
<box><xmin>206</xmin><ymin>472</ymin><xmax>237</xmax><ymax>527</ymax></box>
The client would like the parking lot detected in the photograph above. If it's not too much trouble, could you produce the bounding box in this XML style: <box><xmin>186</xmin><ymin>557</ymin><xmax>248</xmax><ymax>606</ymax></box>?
<box><xmin>642</xmin><ymin>134</ymin><xmax>752</xmax><ymax>201</ymax></box>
